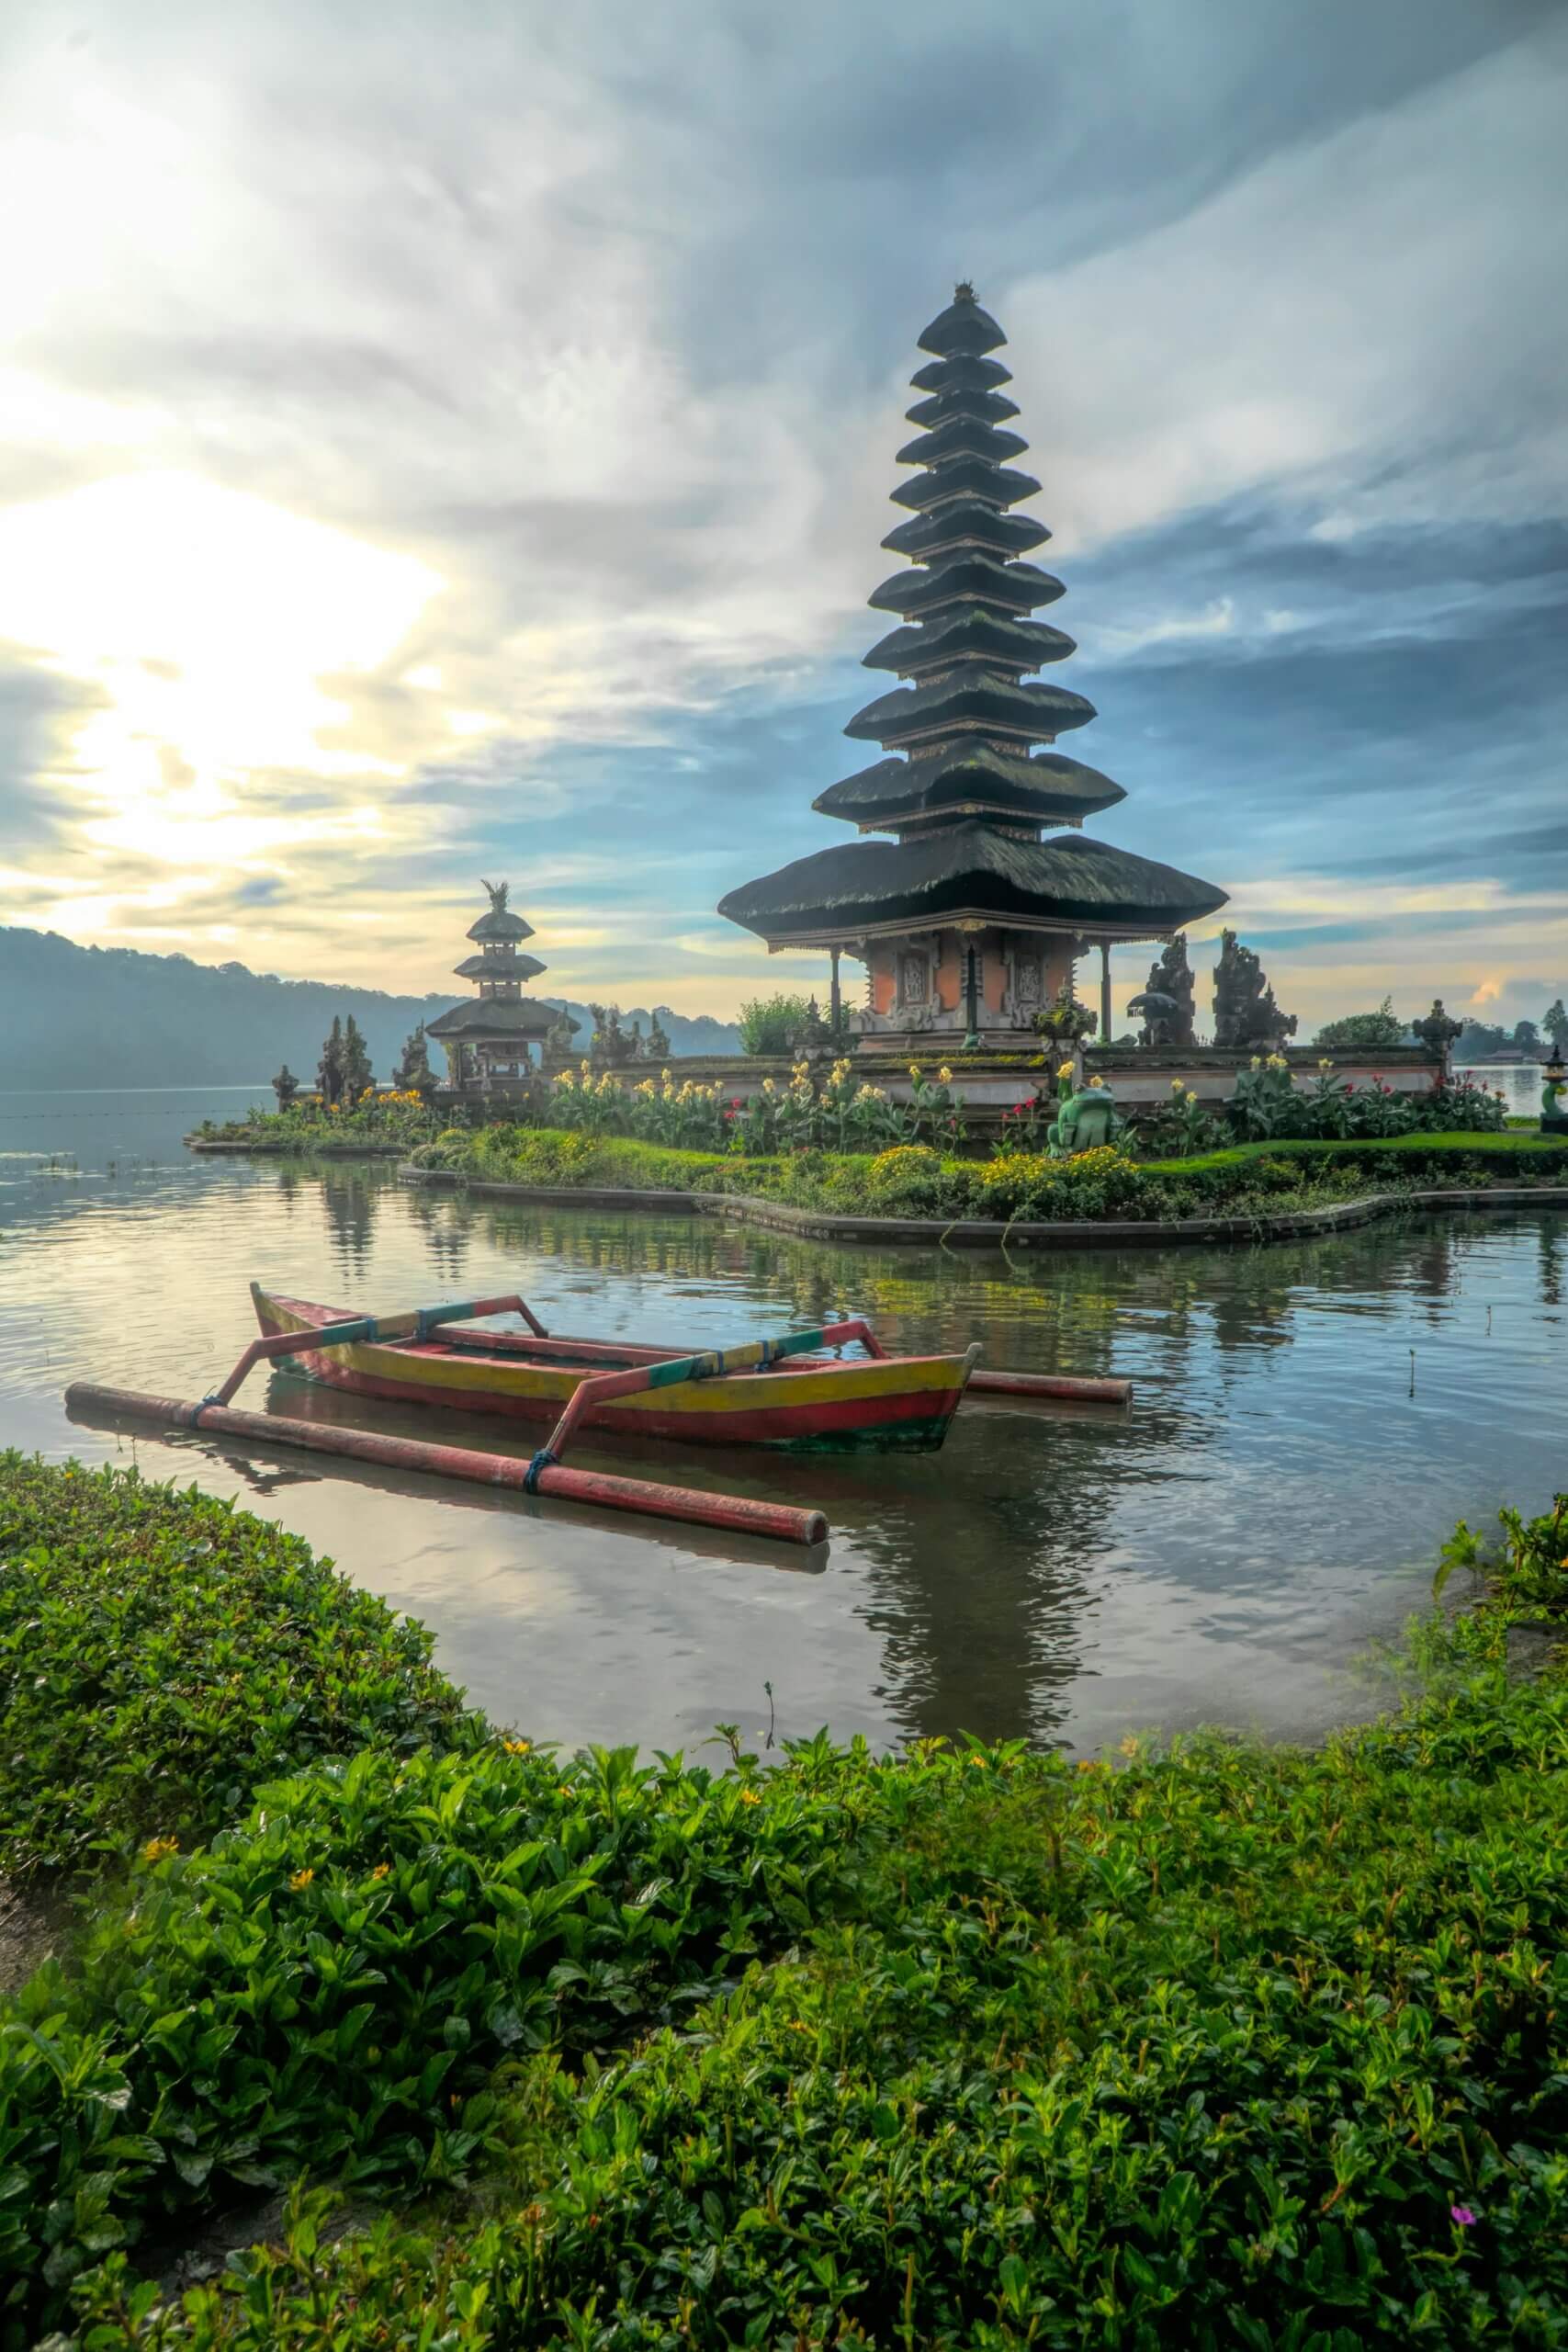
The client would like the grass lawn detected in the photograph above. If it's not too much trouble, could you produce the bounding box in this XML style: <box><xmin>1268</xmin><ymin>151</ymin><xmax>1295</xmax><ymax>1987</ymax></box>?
<box><xmin>5</xmin><ymin>1454</ymin><xmax>1568</xmax><ymax>2345</ymax></box>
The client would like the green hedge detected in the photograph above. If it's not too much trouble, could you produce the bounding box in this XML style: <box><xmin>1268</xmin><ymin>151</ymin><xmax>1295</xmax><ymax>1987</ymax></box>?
<box><xmin>0</xmin><ymin>1455</ymin><xmax>479</xmax><ymax>1879</ymax></box>
<box><xmin>9</xmin><ymin>1462</ymin><xmax>1568</xmax><ymax>2345</ymax></box>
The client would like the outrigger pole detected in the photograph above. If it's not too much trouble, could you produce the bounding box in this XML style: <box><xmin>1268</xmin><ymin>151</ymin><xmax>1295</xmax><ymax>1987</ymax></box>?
<box><xmin>64</xmin><ymin>1292</ymin><xmax>849</xmax><ymax>1547</ymax></box>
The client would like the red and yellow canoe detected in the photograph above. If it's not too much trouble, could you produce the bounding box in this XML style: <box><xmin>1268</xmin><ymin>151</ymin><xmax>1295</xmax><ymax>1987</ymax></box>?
<box><xmin>253</xmin><ymin>1285</ymin><xmax>980</xmax><ymax>1453</ymax></box>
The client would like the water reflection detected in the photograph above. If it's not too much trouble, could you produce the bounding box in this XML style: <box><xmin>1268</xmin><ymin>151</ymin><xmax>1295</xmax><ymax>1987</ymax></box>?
<box><xmin>2</xmin><ymin>1116</ymin><xmax>1562</xmax><ymax>1756</ymax></box>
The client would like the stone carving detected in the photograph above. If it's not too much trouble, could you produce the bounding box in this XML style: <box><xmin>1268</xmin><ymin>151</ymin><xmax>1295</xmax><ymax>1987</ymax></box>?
<box><xmin>1128</xmin><ymin>936</ymin><xmax>1196</xmax><ymax>1046</ymax></box>
<box><xmin>1411</xmin><ymin>999</ymin><xmax>1462</xmax><ymax>1071</ymax></box>
<box><xmin>1212</xmin><ymin>930</ymin><xmax>1297</xmax><ymax>1050</ymax></box>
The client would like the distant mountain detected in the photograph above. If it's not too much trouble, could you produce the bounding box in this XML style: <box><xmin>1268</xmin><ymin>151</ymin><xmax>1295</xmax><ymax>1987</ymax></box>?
<box><xmin>0</xmin><ymin>925</ymin><xmax>739</xmax><ymax>1089</ymax></box>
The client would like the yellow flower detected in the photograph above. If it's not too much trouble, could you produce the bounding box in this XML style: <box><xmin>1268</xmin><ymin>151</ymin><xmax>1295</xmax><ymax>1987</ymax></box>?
<box><xmin>289</xmin><ymin>1867</ymin><xmax>315</xmax><ymax>1890</ymax></box>
<box><xmin>738</xmin><ymin>1787</ymin><xmax>763</xmax><ymax>1806</ymax></box>
<box><xmin>142</xmin><ymin>1835</ymin><xmax>178</xmax><ymax>1863</ymax></box>
<box><xmin>371</xmin><ymin>1861</ymin><xmax>391</xmax><ymax>1881</ymax></box>
<box><xmin>503</xmin><ymin>1736</ymin><xmax>532</xmax><ymax>1756</ymax></box>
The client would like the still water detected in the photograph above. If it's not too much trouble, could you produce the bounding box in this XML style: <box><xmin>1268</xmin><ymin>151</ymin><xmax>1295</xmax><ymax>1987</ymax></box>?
<box><xmin>1</xmin><ymin>1081</ymin><xmax>1562</xmax><ymax>1758</ymax></box>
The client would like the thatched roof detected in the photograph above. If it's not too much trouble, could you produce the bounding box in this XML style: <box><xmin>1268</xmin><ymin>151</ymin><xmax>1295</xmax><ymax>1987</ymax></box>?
<box><xmin>719</xmin><ymin>824</ymin><xmax>1227</xmax><ymax>944</ymax></box>
<box><xmin>917</xmin><ymin>286</ymin><xmax>1007</xmax><ymax>359</ymax></box>
<box><xmin>845</xmin><ymin>667</ymin><xmax>1096</xmax><ymax>750</ymax></box>
<box><xmin>890</xmin><ymin>454</ymin><xmax>1041</xmax><ymax>514</ymax></box>
<box><xmin>895</xmin><ymin>417</ymin><xmax>1028</xmax><ymax>470</ymax></box>
<box><xmin>862</xmin><ymin>610</ymin><xmax>1075</xmax><ymax>679</ymax></box>
<box><xmin>814</xmin><ymin>748</ymin><xmax>1125</xmax><ymax>831</ymax></box>
<box><xmin>426</xmin><ymin>997</ymin><xmax>558</xmax><ymax>1041</ymax></box>
<box><xmin>882</xmin><ymin>503</ymin><xmax>1049</xmax><ymax>563</ymax></box>
<box><xmin>868</xmin><ymin>554</ymin><xmax>1065</xmax><ymax>622</ymax></box>
<box><xmin>452</xmin><ymin>951</ymin><xmax>546</xmax><ymax>981</ymax></box>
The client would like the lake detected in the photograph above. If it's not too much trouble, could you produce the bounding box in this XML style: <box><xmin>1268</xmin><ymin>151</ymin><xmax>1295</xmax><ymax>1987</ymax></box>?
<box><xmin>1</xmin><ymin>1078</ymin><xmax>1562</xmax><ymax>1758</ymax></box>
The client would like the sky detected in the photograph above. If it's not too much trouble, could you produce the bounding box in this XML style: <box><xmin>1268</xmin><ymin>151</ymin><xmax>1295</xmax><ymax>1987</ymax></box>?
<box><xmin>0</xmin><ymin>0</ymin><xmax>1564</xmax><ymax>1036</ymax></box>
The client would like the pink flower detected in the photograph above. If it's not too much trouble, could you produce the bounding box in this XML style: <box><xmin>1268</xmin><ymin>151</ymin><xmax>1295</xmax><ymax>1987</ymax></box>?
<box><xmin>1450</xmin><ymin>2205</ymin><xmax>1477</xmax><ymax>2228</ymax></box>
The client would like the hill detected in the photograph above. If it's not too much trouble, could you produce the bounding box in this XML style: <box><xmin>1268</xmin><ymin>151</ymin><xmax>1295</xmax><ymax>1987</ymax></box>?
<box><xmin>0</xmin><ymin>925</ymin><xmax>739</xmax><ymax>1089</ymax></box>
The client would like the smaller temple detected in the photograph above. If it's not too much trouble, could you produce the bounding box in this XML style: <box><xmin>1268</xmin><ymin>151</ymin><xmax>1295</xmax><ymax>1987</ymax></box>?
<box><xmin>426</xmin><ymin>880</ymin><xmax>564</xmax><ymax>1092</ymax></box>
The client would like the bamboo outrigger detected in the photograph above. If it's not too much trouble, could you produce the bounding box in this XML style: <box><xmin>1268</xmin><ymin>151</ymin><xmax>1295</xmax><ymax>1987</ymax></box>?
<box><xmin>64</xmin><ymin>1283</ymin><xmax>1130</xmax><ymax>1550</ymax></box>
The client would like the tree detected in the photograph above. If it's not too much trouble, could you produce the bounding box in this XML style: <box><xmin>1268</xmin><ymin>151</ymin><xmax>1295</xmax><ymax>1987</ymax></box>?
<box><xmin>1544</xmin><ymin>1000</ymin><xmax>1568</xmax><ymax>1055</ymax></box>
<box><xmin>271</xmin><ymin>1063</ymin><xmax>299</xmax><ymax>1110</ymax></box>
<box><xmin>1314</xmin><ymin>996</ymin><xmax>1404</xmax><ymax>1050</ymax></box>
<box><xmin>341</xmin><ymin>1013</ymin><xmax>374</xmax><ymax>1099</ymax></box>
<box><xmin>317</xmin><ymin>1016</ymin><xmax>345</xmax><ymax>1106</ymax></box>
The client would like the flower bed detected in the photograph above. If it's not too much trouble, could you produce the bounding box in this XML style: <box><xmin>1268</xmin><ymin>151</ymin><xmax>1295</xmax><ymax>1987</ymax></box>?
<box><xmin>5</xmin><ymin>1455</ymin><xmax>1568</xmax><ymax>2342</ymax></box>
<box><xmin>409</xmin><ymin>1124</ymin><xmax>1568</xmax><ymax>1225</ymax></box>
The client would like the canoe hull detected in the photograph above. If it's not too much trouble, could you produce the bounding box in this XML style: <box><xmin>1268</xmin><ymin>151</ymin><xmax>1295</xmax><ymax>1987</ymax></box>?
<box><xmin>254</xmin><ymin>1291</ymin><xmax>974</xmax><ymax>1453</ymax></box>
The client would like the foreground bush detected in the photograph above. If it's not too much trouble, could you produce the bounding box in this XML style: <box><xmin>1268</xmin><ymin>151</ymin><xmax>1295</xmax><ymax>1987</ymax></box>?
<box><xmin>0</xmin><ymin>1456</ymin><xmax>477</xmax><ymax>1879</ymax></box>
<box><xmin>6</xmin><ymin>1463</ymin><xmax>1568</xmax><ymax>2345</ymax></box>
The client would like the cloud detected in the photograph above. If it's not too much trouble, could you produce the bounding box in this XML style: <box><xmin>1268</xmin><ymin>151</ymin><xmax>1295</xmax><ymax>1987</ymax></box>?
<box><xmin>0</xmin><ymin>0</ymin><xmax>1562</xmax><ymax>1022</ymax></box>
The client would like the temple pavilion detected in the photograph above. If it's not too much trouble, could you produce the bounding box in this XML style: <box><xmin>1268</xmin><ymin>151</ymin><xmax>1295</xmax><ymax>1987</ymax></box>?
<box><xmin>426</xmin><ymin>880</ymin><xmax>561</xmax><ymax>1090</ymax></box>
<box><xmin>718</xmin><ymin>285</ymin><xmax>1227</xmax><ymax>1046</ymax></box>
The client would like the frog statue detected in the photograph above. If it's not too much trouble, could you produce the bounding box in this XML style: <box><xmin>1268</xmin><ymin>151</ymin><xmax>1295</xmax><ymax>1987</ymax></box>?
<box><xmin>1047</xmin><ymin>1076</ymin><xmax>1120</xmax><ymax>1158</ymax></box>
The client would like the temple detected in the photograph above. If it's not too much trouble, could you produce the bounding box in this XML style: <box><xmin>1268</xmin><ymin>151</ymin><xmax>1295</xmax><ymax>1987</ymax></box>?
<box><xmin>426</xmin><ymin>880</ymin><xmax>563</xmax><ymax>1091</ymax></box>
<box><xmin>719</xmin><ymin>285</ymin><xmax>1227</xmax><ymax>1046</ymax></box>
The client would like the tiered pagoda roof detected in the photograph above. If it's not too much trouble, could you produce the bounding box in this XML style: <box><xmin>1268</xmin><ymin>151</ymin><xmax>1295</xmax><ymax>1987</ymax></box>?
<box><xmin>720</xmin><ymin>285</ymin><xmax>1226</xmax><ymax>949</ymax></box>
<box><xmin>427</xmin><ymin>880</ymin><xmax>558</xmax><ymax>1049</ymax></box>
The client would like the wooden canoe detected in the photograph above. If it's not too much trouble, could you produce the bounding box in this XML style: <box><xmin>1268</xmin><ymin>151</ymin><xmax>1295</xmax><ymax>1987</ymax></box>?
<box><xmin>252</xmin><ymin>1286</ymin><xmax>980</xmax><ymax>1453</ymax></box>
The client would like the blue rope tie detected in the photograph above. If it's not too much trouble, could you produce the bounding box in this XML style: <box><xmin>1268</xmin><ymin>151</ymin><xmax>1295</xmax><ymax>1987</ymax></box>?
<box><xmin>523</xmin><ymin>1448</ymin><xmax>558</xmax><ymax>1495</ymax></box>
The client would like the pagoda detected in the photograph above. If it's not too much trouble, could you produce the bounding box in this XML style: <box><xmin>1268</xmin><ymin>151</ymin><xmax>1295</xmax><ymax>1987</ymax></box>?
<box><xmin>718</xmin><ymin>285</ymin><xmax>1227</xmax><ymax>1046</ymax></box>
<box><xmin>426</xmin><ymin>880</ymin><xmax>563</xmax><ymax>1091</ymax></box>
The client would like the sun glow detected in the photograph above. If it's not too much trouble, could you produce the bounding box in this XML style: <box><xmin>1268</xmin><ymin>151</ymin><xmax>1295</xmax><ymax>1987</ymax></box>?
<box><xmin>0</xmin><ymin>471</ymin><xmax>442</xmax><ymax>882</ymax></box>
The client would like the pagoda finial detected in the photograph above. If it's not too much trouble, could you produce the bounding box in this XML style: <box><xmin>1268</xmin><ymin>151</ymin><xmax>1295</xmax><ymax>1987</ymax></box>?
<box><xmin>480</xmin><ymin>877</ymin><xmax>508</xmax><ymax>913</ymax></box>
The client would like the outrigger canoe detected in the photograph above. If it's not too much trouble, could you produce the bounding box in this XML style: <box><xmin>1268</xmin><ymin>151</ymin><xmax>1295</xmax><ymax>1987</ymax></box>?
<box><xmin>252</xmin><ymin>1283</ymin><xmax>981</xmax><ymax>1453</ymax></box>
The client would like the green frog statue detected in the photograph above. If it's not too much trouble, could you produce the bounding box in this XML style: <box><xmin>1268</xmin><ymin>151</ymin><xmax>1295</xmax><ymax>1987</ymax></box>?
<box><xmin>1047</xmin><ymin>1072</ymin><xmax>1120</xmax><ymax>1157</ymax></box>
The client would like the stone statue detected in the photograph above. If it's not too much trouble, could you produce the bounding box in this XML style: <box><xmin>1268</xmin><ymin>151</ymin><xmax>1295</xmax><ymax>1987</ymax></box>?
<box><xmin>1047</xmin><ymin>1077</ymin><xmax>1119</xmax><ymax>1158</ymax></box>
<box><xmin>1411</xmin><ymin>999</ymin><xmax>1462</xmax><ymax>1072</ymax></box>
<box><xmin>1032</xmin><ymin>980</ymin><xmax>1098</xmax><ymax>1045</ymax></box>
<box><xmin>1129</xmin><ymin>936</ymin><xmax>1196</xmax><ymax>1046</ymax></box>
<box><xmin>1212</xmin><ymin>930</ymin><xmax>1297</xmax><ymax>1050</ymax></box>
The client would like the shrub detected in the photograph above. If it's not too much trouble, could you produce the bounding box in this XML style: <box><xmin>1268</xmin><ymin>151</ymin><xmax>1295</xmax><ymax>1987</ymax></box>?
<box><xmin>0</xmin><ymin>1457</ymin><xmax>475</xmax><ymax>1880</ymax></box>
<box><xmin>1313</xmin><ymin>994</ymin><xmax>1405</xmax><ymax>1048</ymax></box>
<box><xmin>737</xmin><ymin>992</ymin><xmax>814</xmax><ymax>1056</ymax></box>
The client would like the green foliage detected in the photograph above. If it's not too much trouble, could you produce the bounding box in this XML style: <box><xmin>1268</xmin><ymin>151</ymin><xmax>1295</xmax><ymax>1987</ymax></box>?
<box><xmin>7</xmin><ymin>1464</ymin><xmax>1568</xmax><ymax>2342</ymax></box>
<box><xmin>1314</xmin><ymin>995</ymin><xmax>1405</xmax><ymax>1049</ymax></box>
<box><xmin>0</xmin><ymin>1456</ymin><xmax>477</xmax><ymax>1881</ymax></box>
<box><xmin>736</xmin><ymin>992</ymin><xmax>815</xmax><ymax>1057</ymax></box>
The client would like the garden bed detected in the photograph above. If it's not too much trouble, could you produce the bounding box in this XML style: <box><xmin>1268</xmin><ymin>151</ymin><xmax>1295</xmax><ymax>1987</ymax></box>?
<box><xmin>5</xmin><ymin>1453</ymin><xmax>1568</xmax><ymax>2343</ymax></box>
<box><xmin>396</xmin><ymin>1126</ymin><xmax>1568</xmax><ymax>1248</ymax></box>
